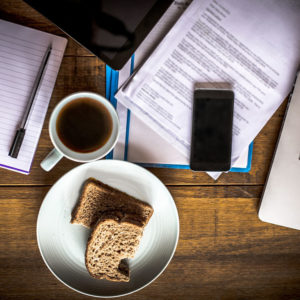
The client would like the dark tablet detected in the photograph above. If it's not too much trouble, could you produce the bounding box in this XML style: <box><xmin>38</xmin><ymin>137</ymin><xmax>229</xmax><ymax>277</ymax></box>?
<box><xmin>24</xmin><ymin>0</ymin><xmax>173</xmax><ymax>70</ymax></box>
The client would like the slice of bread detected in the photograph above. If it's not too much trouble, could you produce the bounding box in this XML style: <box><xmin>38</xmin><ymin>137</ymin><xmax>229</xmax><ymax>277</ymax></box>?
<box><xmin>71</xmin><ymin>178</ymin><xmax>153</xmax><ymax>228</ymax></box>
<box><xmin>85</xmin><ymin>211</ymin><xmax>144</xmax><ymax>282</ymax></box>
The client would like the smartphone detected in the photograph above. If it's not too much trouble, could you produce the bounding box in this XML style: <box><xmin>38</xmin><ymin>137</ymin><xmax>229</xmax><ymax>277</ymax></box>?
<box><xmin>190</xmin><ymin>88</ymin><xmax>234</xmax><ymax>172</ymax></box>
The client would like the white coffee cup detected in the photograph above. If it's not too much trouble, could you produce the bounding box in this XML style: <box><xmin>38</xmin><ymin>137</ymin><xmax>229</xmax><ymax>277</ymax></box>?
<box><xmin>40</xmin><ymin>92</ymin><xmax>119</xmax><ymax>171</ymax></box>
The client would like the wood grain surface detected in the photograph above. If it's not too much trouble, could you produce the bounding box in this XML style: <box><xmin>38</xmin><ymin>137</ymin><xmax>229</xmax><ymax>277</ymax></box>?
<box><xmin>0</xmin><ymin>1</ymin><xmax>299</xmax><ymax>300</ymax></box>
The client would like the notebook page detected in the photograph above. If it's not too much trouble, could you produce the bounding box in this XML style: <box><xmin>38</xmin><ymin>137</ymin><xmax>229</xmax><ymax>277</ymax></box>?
<box><xmin>0</xmin><ymin>19</ymin><xmax>67</xmax><ymax>174</ymax></box>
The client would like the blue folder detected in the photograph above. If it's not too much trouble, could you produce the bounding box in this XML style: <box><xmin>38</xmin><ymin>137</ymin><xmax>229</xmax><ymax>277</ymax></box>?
<box><xmin>106</xmin><ymin>57</ymin><xmax>253</xmax><ymax>172</ymax></box>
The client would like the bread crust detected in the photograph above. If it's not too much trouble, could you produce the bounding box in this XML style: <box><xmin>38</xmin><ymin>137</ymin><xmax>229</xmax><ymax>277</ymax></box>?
<box><xmin>71</xmin><ymin>178</ymin><xmax>93</xmax><ymax>227</ymax></box>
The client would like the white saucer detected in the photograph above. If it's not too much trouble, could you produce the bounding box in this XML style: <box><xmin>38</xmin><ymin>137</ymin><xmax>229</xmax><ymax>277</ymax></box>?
<box><xmin>37</xmin><ymin>160</ymin><xmax>179</xmax><ymax>298</ymax></box>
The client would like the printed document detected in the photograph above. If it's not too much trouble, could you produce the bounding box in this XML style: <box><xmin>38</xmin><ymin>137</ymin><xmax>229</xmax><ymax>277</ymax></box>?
<box><xmin>116</xmin><ymin>0</ymin><xmax>300</xmax><ymax>166</ymax></box>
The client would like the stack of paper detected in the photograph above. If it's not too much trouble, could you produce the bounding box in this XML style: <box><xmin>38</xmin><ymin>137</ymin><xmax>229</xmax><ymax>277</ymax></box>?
<box><xmin>115</xmin><ymin>0</ymin><xmax>300</xmax><ymax>178</ymax></box>
<box><xmin>106</xmin><ymin>62</ymin><xmax>252</xmax><ymax>174</ymax></box>
<box><xmin>106</xmin><ymin>0</ymin><xmax>252</xmax><ymax>178</ymax></box>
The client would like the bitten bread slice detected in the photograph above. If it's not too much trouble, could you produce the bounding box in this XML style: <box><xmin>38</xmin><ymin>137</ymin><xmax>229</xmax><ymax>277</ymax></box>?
<box><xmin>71</xmin><ymin>178</ymin><xmax>153</xmax><ymax>228</ymax></box>
<box><xmin>85</xmin><ymin>211</ymin><xmax>144</xmax><ymax>282</ymax></box>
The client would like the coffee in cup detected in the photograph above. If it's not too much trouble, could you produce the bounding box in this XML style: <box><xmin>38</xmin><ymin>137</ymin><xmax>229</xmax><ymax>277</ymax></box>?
<box><xmin>56</xmin><ymin>97</ymin><xmax>113</xmax><ymax>153</ymax></box>
<box><xmin>40</xmin><ymin>92</ymin><xmax>119</xmax><ymax>171</ymax></box>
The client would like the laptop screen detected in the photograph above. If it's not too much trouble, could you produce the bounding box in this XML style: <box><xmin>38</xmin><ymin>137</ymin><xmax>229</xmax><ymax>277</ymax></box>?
<box><xmin>24</xmin><ymin>0</ymin><xmax>172</xmax><ymax>69</ymax></box>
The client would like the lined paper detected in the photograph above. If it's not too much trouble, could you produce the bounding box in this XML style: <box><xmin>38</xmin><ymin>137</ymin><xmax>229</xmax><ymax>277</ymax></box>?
<box><xmin>0</xmin><ymin>19</ymin><xmax>67</xmax><ymax>174</ymax></box>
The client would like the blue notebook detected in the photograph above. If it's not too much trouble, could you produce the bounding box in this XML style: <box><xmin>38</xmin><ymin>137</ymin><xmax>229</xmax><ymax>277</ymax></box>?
<box><xmin>105</xmin><ymin>57</ymin><xmax>253</xmax><ymax>173</ymax></box>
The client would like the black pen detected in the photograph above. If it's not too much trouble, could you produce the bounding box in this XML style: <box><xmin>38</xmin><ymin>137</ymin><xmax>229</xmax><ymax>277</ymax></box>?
<box><xmin>9</xmin><ymin>45</ymin><xmax>52</xmax><ymax>158</ymax></box>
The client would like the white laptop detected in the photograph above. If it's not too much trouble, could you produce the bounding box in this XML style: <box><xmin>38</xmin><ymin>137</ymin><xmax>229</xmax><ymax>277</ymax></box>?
<box><xmin>259</xmin><ymin>70</ymin><xmax>300</xmax><ymax>230</ymax></box>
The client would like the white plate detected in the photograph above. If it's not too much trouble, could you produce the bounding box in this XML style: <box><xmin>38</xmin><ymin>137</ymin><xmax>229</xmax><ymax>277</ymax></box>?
<box><xmin>37</xmin><ymin>160</ymin><xmax>179</xmax><ymax>298</ymax></box>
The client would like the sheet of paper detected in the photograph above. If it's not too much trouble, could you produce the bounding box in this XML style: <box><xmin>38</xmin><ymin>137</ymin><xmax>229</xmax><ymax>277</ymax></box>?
<box><xmin>112</xmin><ymin>0</ymin><xmax>249</xmax><ymax>177</ymax></box>
<box><xmin>113</xmin><ymin>0</ymin><xmax>192</xmax><ymax>161</ymax></box>
<box><xmin>116</xmin><ymin>0</ymin><xmax>300</xmax><ymax>168</ymax></box>
<box><xmin>0</xmin><ymin>19</ymin><xmax>67</xmax><ymax>174</ymax></box>
<box><xmin>113</xmin><ymin>61</ymin><xmax>250</xmax><ymax>169</ymax></box>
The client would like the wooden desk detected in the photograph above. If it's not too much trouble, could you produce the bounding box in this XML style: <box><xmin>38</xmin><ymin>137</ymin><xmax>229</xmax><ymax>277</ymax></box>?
<box><xmin>1</xmin><ymin>1</ymin><xmax>300</xmax><ymax>299</ymax></box>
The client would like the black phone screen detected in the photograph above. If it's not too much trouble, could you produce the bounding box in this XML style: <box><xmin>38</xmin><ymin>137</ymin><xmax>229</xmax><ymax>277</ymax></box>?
<box><xmin>190</xmin><ymin>89</ymin><xmax>234</xmax><ymax>172</ymax></box>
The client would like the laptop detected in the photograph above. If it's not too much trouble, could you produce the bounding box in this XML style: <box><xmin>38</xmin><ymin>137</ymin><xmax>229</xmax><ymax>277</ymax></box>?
<box><xmin>259</xmin><ymin>70</ymin><xmax>300</xmax><ymax>230</ymax></box>
<box><xmin>24</xmin><ymin>0</ymin><xmax>172</xmax><ymax>70</ymax></box>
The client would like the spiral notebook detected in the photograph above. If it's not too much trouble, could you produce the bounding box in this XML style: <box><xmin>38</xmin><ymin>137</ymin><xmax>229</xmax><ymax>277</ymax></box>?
<box><xmin>0</xmin><ymin>19</ymin><xmax>67</xmax><ymax>174</ymax></box>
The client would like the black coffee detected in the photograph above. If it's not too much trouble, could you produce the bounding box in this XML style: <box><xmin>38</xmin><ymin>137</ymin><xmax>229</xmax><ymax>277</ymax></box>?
<box><xmin>56</xmin><ymin>97</ymin><xmax>113</xmax><ymax>153</ymax></box>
